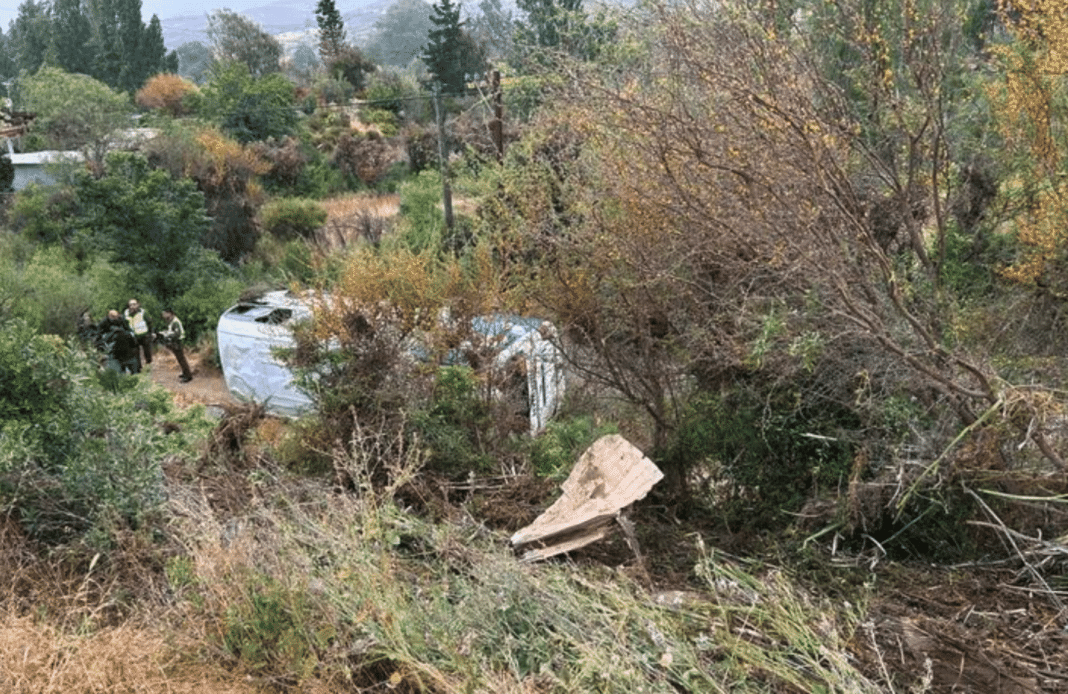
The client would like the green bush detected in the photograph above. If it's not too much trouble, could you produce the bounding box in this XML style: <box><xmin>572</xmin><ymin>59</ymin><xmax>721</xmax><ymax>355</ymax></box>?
<box><xmin>411</xmin><ymin>366</ymin><xmax>492</xmax><ymax>474</ymax></box>
<box><xmin>223</xmin><ymin>575</ymin><xmax>330</xmax><ymax>678</ymax></box>
<box><xmin>259</xmin><ymin>197</ymin><xmax>328</xmax><ymax>241</ymax></box>
<box><xmin>0</xmin><ymin>244</ymin><xmax>126</xmax><ymax>338</ymax></box>
<box><xmin>297</xmin><ymin>155</ymin><xmax>351</xmax><ymax>198</ymax></box>
<box><xmin>362</xmin><ymin>69</ymin><xmax>420</xmax><ymax>118</ymax></box>
<box><xmin>664</xmin><ymin>389</ymin><xmax>856</xmax><ymax>526</ymax></box>
<box><xmin>0</xmin><ymin>319</ymin><xmax>208</xmax><ymax>547</ymax></box>
<box><xmin>203</xmin><ymin>64</ymin><xmax>298</xmax><ymax>143</ymax></box>
<box><xmin>939</xmin><ymin>221</ymin><xmax>1015</xmax><ymax>297</ymax></box>
<box><xmin>390</xmin><ymin>169</ymin><xmax>445</xmax><ymax>255</ymax></box>
<box><xmin>528</xmin><ymin>415</ymin><xmax>618</xmax><ymax>480</ymax></box>
<box><xmin>311</xmin><ymin>76</ymin><xmax>353</xmax><ymax>105</ymax></box>
<box><xmin>249</xmin><ymin>235</ymin><xmax>321</xmax><ymax>284</ymax></box>
<box><xmin>0</xmin><ymin>153</ymin><xmax>13</xmax><ymax>191</ymax></box>
<box><xmin>7</xmin><ymin>183</ymin><xmax>81</xmax><ymax>245</ymax></box>
<box><xmin>360</xmin><ymin>108</ymin><xmax>399</xmax><ymax>137</ymax></box>
<box><xmin>174</xmin><ymin>271</ymin><xmax>246</xmax><ymax>343</ymax></box>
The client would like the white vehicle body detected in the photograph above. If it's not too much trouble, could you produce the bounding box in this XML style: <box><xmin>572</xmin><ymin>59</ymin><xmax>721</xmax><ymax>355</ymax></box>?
<box><xmin>216</xmin><ymin>291</ymin><xmax>565</xmax><ymax>433</ymax></box>
<box><xmin>216</xmin><ymin>290</ymin><xmax>317</xmax><ymax>418</ymax></box>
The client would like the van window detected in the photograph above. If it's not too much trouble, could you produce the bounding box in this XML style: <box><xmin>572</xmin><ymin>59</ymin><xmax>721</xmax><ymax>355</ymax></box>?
<box><xmin>256</xmin><ymin>308</ymin><xmax>293</xmax><ymax>325</ymax></box>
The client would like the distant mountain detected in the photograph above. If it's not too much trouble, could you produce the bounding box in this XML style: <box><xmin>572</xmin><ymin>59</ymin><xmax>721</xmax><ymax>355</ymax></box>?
<box><xmin>158</xmin><ymin>0</ymin><xmax>394</xmax><ymax>52</ymax></box>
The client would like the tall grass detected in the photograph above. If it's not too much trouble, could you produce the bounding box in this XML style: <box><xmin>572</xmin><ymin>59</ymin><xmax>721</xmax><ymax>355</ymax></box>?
<box><xmin>155</xmin><ymin>449</ymin><xmax>882</xmax><ymax>693</ymax></box>
<box><xmin>2</xmin><ymin>412</ymin><xmax>882</xmax><ymax>692</ymax></box>
<box><xmin>317</xmin><ymin>192</ymin><xmax>400</xmax><ymax>250</ymax></box>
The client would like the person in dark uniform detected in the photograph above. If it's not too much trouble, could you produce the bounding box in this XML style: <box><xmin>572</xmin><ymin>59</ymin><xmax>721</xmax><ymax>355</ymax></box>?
<box><xmin>99</xmin><ymin>309</ymin><xmax>140</xmax><ymax>375</ymax></box>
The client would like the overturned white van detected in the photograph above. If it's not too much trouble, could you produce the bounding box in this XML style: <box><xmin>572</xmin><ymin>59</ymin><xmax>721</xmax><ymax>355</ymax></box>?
<box><xmin>216</xmin><ymin>290</ymin><xmax>317</xmax><ymax>418</ymax></box>
<box><xmin>216</xmin><ymin>290</ymin><xmax>566</xmax><ymax>433</ymax></box>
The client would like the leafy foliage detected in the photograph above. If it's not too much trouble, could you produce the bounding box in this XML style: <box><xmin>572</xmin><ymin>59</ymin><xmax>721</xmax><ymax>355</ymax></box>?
<box><xmin>201</xmin><ymin>62</ymin><xmax>297</xmax><ymax>143</ymax></box>
<box><xmin>176</xmin><ymin>40</ymin><xmax>215</xmax><ymax>84</ymax></box>
<box><xmin>0</xmin><ymin>319</ymin><xmax>205</xmax><ymax>547</ymax></box>
<box><xmin>206</xmin><ymin>9</ymin><xmax>283</xmax><ymax>78</ymax></box>
<box><xmin>259</xmin><ymin>197</ymin><xmax>328</xmax><ymax>240</ymax></box>
<box><xmin>19</xmin><ymin>66</ymin><xmax>132</xmax><ymax>171</ymax></box>
<box><xmin>512</xmin><ymin>0</ymin><xmax>615</xmax><ymax>67</ymax></box>
<box><xmin>985</xmin><ymin>0</ymin><xmax>1068</xmax><ymax>298</ymax></box>
<box><xmin>324</xmin><ymin>44</ymin><xmax>376</xmax><ymax>92</ymax></box>
<box><xmin>423</xmin><ymin>0</ymin><xmax>487</xmax><ymax>93</ymax></box>
<box><xmin>315</xmin><ymin>0</ymin><xmax>347</xmax><ymax>64</ymax></box>
<box><xmin>364</xmin><ymin>0</ymin><xmax>435</xmax><ymax>67</ymax></box>
<box><xmin>145</xmin><ymin>124</ymin><xmax>269</xmax><ymax>262</ymax></box>
<box><xmin>75</xmin><ymin>151</ymin><xmax>212</xmax><ymax>301</ymax></box>
<box><xmin>287</xmin><ymin>244</ymin><xmax>505</xmax><ymax>476</ymax></box>
<box><xmin>7</xmin><ymin>0</ymin><xmax>171</xmax><ymax>93</ymax></box>
<box><xmin>0</xmin><ymin>153</ymin><xmax>13</xmax><ymax>192</ymax></box>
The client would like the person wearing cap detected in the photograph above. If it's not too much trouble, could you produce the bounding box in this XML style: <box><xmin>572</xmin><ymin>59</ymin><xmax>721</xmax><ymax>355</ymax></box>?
<box><xmin>124</xmin><ymin>298</ymin><xmax>153</xmax><ymax>372</ymax></box>
<box><xmin>155</xmin><ymin>308</ymin><xmax>193</xmax><ymax>383</ymax></box>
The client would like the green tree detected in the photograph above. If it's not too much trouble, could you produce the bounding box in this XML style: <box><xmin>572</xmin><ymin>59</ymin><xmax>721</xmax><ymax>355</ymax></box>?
<box><xmin>315</xmin><ymin>0</ymin><xmax>347</xmax><ymax>64</ymax></box>
<box><xmin>176</xmin><ymin>39</ymin><xmax>214</xmax><ymax>83</ymax></box>
<box><xmin>512</xmin><ymin>0</ymin><xmax>614</xmax><ymax>66</ymax></box>
<box><xmin>326</xmin><ymin>43</ymin><xmax>375</xmax><ymax>91</ymax></box>
<box><xmin>0</xmin><ymin>29</ymin><xmax>16</xmax><ymax>83</ymax></box>
<box><xmin>50</xmin><ymin>0</ymin><xmax>93</xmax><ymax>75</ymax></box>
<box><xmin>423</xmin><ymin>0</ymin><xmax>486</xmax><ymax>93</ymax></box>
<box><xmin>207</xmin><ymin>9</ymin><xmax>283</xmax><ymax>78</ymax></box>
<box><xmin>114</xmin><ymin>0</ymin><xmax>146</xmax><ymax>90</ymax></box>
<box><xmin>82</xmin><ymin>0</ymin><xmax>170</xmax><ymax>92</ymax></box>
<box><xmin>140</xmin><ymin>15</ymin><xmax>172</xmax><ymax>80</ymax></box>
<box><xmin>10</xmin><ymin>0</ymin><xmax>50</xmax><ymax>74</ymax></box>
<box><xmin>470</xmin><ymin>0</ymin><xmax>513</xmax><ymax>60</ymax></box>
<box><xmin>201</xmin><ymin>61</ymin><xmax>297</xmax><ymax>142</ymax></box>
<box><xmin>87</xmin><ymin>0</ymin><xmax>123</xmax><ymax>86</ymax></box>
<box><xmin>364</xmin><ymin>0</ymin><xmax>434</xmax><ymax>67</ymax></box>
<box><xmin>20</xmin><ymin>66</ymin><xmax>132</xmax><ymax>172</ymax></box>
<box><xmin>288</xmin><ymin>42</ymin><xmax>319</xmax><ymax>85</ymax></box>
<box><xmin>75</xmin><ymin>151</ymin><xmax>211</xmax><ymax>300</ymax></box>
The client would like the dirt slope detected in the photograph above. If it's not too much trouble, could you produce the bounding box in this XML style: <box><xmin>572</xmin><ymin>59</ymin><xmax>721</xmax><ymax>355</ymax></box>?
<box><xmin>148</xmin><ymin>347</ymin><xmax>237</xmax><ymax>410</ymax></box>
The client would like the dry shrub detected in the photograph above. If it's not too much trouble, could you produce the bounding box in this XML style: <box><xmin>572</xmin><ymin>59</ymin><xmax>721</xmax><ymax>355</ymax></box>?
<box><xmin>316</xmin><ymin>193</ymin><xmax>398</xmax><ymax>249</ymax></box>
<box><xmin>248</xmin><ymin>136</ymin><xmax>309</xmax><ymax>190</ymax></box>
<box><xmin>201</xmin><ymin>402</ymin><xmax>268</xmax><ymax>471</ymax></box>
<box><xmin>145</xmin><ymin>127</ymin><xmax>269</xmax><ymax>262</ymax></box>
<box><xmin>135</xmin><ymin>73</ymin><xmax>199</xmax><ymax>117</ymax></box>
<box><xmin>332</xmin><ymin>132</ymin><xmax>398</xmax><ymax>185</ymax></box>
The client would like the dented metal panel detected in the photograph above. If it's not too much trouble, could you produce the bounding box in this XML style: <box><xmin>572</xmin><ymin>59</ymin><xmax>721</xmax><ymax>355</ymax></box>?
<box><xmin>511</xmin><ymin>435</ymin><xmax>664</xmax><ymax>561</ymax></box>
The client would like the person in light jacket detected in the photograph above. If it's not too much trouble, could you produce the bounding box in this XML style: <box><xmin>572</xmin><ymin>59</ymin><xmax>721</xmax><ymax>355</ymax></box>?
<box><xmin>156</xmin><ymin>308</ymin><xmax>192</xmax><ymax>383</ymax></box>
<box><xmin>124</xmin><ymin>298</ymin><xmax>153</xmax><ymax>371</ymax></box>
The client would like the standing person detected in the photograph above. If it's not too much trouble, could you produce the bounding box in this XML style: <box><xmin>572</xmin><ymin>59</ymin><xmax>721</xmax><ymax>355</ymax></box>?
<box><xmin>99</xmin><ymin>309</ymin><xmax>140</xmax><ymax>375</ymax></box>
<box><xmin>156</xmin><ymin>308</ymin><xmax>193</xmax><ymax>383</ymax></box>
<box><xmin>124</xmin><ymin>298</ymin><xmax>153</xmax><ymax>371</ymax></box>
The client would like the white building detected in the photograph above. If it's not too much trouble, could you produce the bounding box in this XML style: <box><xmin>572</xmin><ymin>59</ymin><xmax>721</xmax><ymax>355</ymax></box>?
<box><xmin>9</xmin><ymin>150</ymin><xmax>85</xmax><ymax>191</ymax></box>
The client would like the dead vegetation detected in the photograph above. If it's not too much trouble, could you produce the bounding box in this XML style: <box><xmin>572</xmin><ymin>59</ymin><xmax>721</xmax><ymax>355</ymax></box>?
<box><xmin>4</xmin><ymin>414</ymin><xmax>1068</xmax><ymax>693</ymax></box>
<box><xmin>316</xmin><ymin>192</ymin><xmax>399</xmax><ymax>250</ymax></box>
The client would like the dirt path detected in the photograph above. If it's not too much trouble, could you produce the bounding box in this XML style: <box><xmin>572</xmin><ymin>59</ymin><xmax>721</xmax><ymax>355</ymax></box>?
<box><xmin>148</xmin><ymin>347</ymin><xmax>238</xmax><ymax>410</ymax></box>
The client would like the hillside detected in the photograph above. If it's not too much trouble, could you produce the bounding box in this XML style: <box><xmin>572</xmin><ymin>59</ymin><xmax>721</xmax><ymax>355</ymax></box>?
<box><xmin>4</xmin><ymin>0</ymin><xmax>1068</xmax><ymax>691</ymax></box>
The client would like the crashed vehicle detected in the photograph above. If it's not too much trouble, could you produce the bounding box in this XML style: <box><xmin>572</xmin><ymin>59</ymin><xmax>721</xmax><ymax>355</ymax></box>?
<box><xmin>216</xmin><ymin>290</ymin><xmax>566</xmax><ymax>433</ymax></box>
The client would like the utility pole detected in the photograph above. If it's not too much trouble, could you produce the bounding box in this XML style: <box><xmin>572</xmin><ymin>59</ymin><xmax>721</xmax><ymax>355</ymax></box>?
<box><xmin>490</xmin><ymin>69</ymin><xmax>504</xmax><ymax>163</ymax></box>
<box><xmin>433</xmin><ymin>82</ymin><xmax>454</xmax><ymax>231</ymax></box>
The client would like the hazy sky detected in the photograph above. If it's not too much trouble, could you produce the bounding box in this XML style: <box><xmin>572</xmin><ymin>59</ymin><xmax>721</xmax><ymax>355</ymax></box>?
<box><xmin>0</xmin><ymin>1</ymin><xmax>273</xmax><ymax>35</ymax></box>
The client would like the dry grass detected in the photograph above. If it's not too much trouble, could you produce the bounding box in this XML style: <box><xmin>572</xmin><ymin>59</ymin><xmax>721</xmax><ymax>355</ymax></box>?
<box><xmin>0</xmin><ymin>616</ymin><xmax>259</xmax><ymax>693</ymax></box>
<box><xmin>316</xmin><ymin>193</ymin><xmax>400</xmax><ymax>250</ymax></box>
